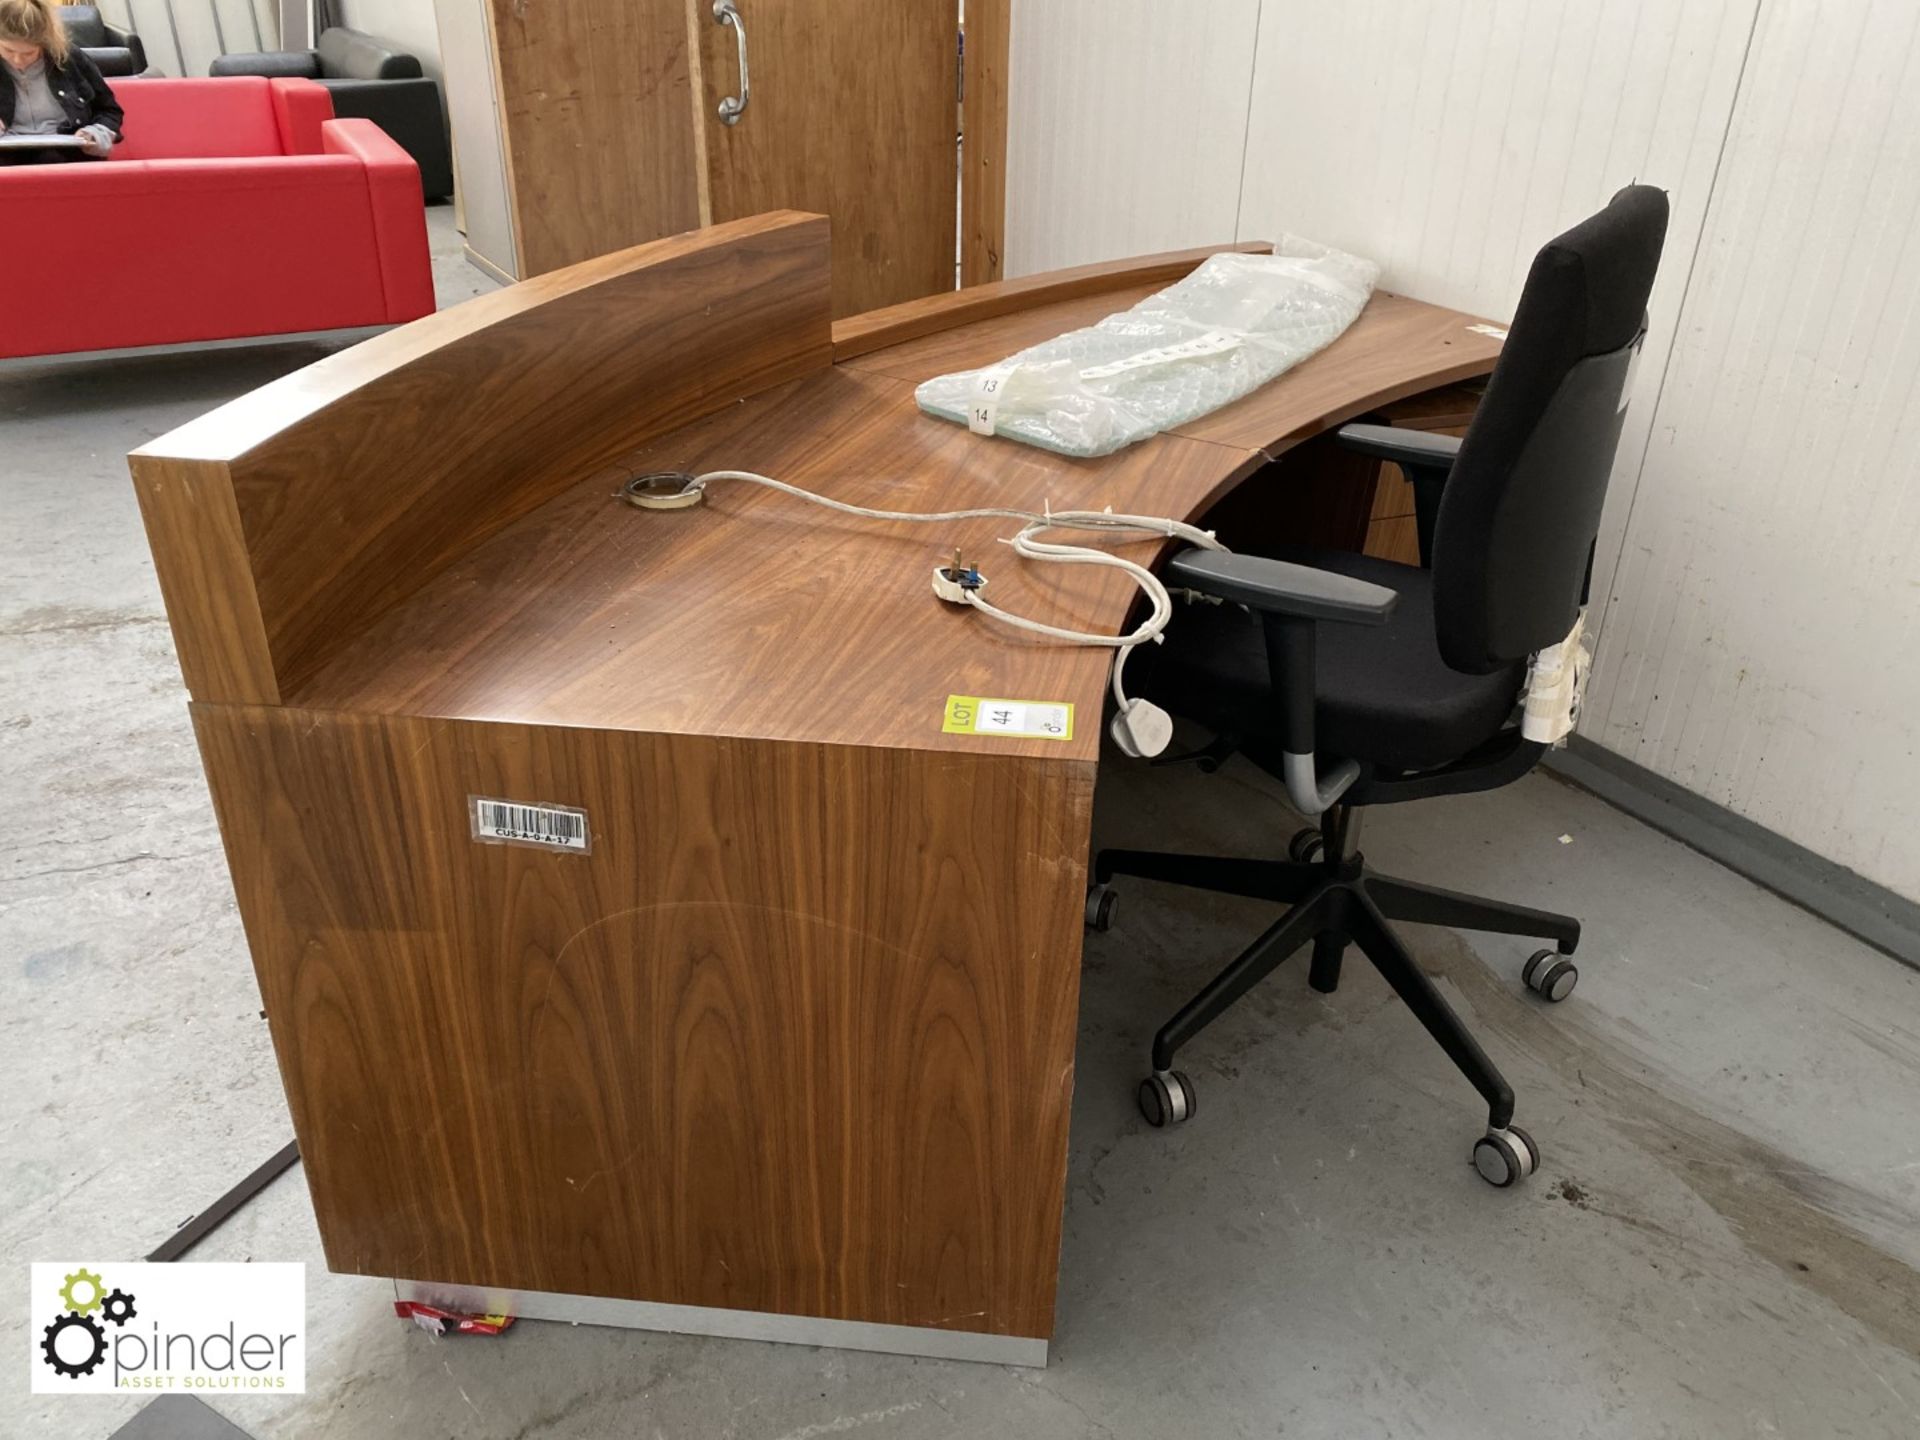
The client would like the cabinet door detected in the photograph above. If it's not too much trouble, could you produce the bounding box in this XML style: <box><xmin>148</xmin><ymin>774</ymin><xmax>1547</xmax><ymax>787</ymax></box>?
<box><xmin>488</xmin><ymin>0</ymin><xmax>704</xmax><ymax>277</ymax></box>
<box><xmin>694</xmin><ymin>0</ymin><xmax>959</xmax><ymax>317</ymax></box>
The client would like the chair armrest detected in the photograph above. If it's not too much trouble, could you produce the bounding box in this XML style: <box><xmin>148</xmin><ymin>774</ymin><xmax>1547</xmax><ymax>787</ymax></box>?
<box><xmin>269</xmin><ymin>77</ymin><xmax>333</xmax><ymax>154</ymax></box>
<box><xmin>1168</xmin><ymin>548</ymin><xmax>1396</xmax><ymax>815</ymax></box>
<box><xmin>319</xmin><ymin>75</ymin><xmax>438</xmax><ymax>107</ymax></box>
<box><xmin>322</xmin><ymin>118</ymin><xmax>434</xmax><ymax>321</ymax></box>
<box><xmin>318</xmin><ymin>77</ymin><xmax>453</xmax><ymax>198</ymax></box>
<box><xmin>103</xmin><ymin>21</ymin><xmax>145</xmax><ymax>72</ymax></box>
<box><xmin>211</xmin><ymin>49</ymin><xmax>321</xmax><ymax>78</ymax></box>
<box><xmin>320</xmin><ymin>115</ymin><xmax>416</xmax><ymax>166</ymax></box>
<box><xmin>1168</xmin><ymin>550</ymin><xmax>1397</xmax><ymax>625</ymax></box>
<box><xmin>212</xmin><ymin>49</ymin><xmax>321</xmax><ymax>78</ymax></box>
<box><xmin>1335</xmin><ymin>423</ymin><xmax>1462</xmax><ymax>472</ymax></box>
<box><xmin>81</xmin><ymin>45</ymin><xmax>136</xmax><ymax>77</ymax></box>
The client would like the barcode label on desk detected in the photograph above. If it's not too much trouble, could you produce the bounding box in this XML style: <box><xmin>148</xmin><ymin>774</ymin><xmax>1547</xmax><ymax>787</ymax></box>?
<box><xmin>943</xmin><ymin>695</ymin><xmax>1074</xmax><ymax>741</ymax></box>
<box><xmin>470</xmin><ymin>796</ymin><xmax>591</xmax><ymax>853</ymax></box>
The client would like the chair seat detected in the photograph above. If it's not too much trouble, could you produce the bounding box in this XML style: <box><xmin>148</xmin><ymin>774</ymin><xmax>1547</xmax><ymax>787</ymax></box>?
<box><xmin>1141</xmin><ymin>547</ymin><xmax>1525</xmax><ymax>771</ymax></box>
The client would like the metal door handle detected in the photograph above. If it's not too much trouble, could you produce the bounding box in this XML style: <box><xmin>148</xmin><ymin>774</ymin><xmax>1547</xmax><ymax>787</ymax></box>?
<box><xmin>714</xmin><ymin>0</ymin><xmax>749</xmax><ymax>125</ymax></box>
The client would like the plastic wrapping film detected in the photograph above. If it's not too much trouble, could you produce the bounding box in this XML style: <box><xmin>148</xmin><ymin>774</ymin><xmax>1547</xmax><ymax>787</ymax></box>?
<box><xmin>1520</xmin><ymin>610</ymin><xmax>1591</xmax><ymax>745</ymax></box>
<box><xmin>916</xmin><ymin>237</ymin><xmax>1380</xmax><ymax>457</ymax></box>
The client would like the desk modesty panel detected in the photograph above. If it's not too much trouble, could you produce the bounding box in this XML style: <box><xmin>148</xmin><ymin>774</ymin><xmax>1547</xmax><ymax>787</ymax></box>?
<box><xmin>132</xmin><ymin>214</ymin><xmax>1501</xmax><ymax>1362</ymax></box>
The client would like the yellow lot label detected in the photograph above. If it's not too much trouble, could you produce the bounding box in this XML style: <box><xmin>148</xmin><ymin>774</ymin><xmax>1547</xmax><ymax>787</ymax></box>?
<box><xmin>943</xmin><ymin>695</ymin><xmax>1074</xmax><ymax>740</ymax></box>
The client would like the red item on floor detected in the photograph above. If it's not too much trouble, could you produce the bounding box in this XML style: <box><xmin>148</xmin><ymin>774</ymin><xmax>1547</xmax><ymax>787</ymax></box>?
<box><xmin>393</xmin><ymin>1301</ymin><xmax>516</xmax><ymax>1337</ymax></box>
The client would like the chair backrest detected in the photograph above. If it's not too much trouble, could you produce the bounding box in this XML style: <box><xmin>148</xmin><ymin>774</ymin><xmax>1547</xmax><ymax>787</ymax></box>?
<box><xmin>317</xmin><ymin>27</ymin><xmax>422</xmax><ymax>81</ymax></box>
<box><xmin>111</xmin><ymin>77</ymin><xmax>330</xmax><ymax>159</ymax></box>
<box><xmin>57</xmin><ymin>6</ymin><xmax>106</xmax><ymax>45</ymax></box>
<box><xmin>1431</xmin><ymin>185</ymin><xmax>1669</xmax><ymax>674</ymax></box>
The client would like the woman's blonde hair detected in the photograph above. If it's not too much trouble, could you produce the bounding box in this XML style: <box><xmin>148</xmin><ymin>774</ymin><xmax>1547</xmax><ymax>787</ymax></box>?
<box><xmin>0</xmin><ymin>0</ymin><xmax>71</xmax><ymax>67</ymax></box>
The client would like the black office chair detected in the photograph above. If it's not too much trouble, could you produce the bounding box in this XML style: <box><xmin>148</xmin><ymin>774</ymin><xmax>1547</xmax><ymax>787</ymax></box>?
<box><xmin>56</xmin><ymin>6</ymin><xmax>146</xmax><ymax>76</ymax></box>
<box><xmin>1090</xmin><ymin>185</ymin><xmax>1669</xmax><ymax>1187</ymax></box>
<box><xmin>212</xmin><ymin>28</ymin><xmax>453</xmax><ymax>200</ymax></box>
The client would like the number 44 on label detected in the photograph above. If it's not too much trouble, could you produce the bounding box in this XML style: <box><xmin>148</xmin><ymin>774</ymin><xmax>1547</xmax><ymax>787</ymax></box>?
<box><xmin>942</xmin><ymin>695</ymin><xmax>1074</xmax><ymax>741</ymax></box>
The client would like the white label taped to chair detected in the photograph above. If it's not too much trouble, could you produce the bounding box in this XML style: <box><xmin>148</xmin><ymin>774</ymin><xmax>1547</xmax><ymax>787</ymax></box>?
<box><xmin>1520</xmin><ymin>612</ymin><xmax>1590</xmax><ymax>745</ymax></box>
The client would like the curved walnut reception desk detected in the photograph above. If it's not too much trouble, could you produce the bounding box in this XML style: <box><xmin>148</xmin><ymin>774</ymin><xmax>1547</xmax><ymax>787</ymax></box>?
<box><xmin>132</xmin><ymin>213</ymin><xmax>1501</xmax><ymax>1366</ymax></box>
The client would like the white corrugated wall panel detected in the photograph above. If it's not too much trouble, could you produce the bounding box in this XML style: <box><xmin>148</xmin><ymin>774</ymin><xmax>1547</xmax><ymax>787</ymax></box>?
<box><xmin>1586</xmin><ymin>0</ymin><xmax>1920</xmax><ymax>898</ymax></box>
<box><xmin>1236</xmin><ymin>0</ymin><xmax>1746</xmax><ymax>316</ymax></box>
<box><xmin>110</xmin><ymin>0</ymin><xmax>275</xmax><ymax>76</ymax></box>
<box><xmin>1002</xmin><ymin>0</ymin><xmax>1263</xmax><ymax>276</ymax></box>
<box><xmin>1232</xmin><ymin>0</ymin><xmax>1759</xmax><ymax>647</ymax></box>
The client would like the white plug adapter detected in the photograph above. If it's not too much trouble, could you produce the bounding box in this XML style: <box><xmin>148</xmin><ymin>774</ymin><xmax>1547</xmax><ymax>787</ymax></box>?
<box><xmin>1109</xmin><ymin>700</ymin><xmax>1174</xmax><ymax>759</ymax></box>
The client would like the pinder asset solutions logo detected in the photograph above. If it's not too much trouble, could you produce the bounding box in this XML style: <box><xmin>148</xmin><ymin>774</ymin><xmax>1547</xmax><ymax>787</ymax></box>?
<box><xmin>31</xmin><ymin>1263</ymin><xmax>305</xmax><ymax>1395</ymax></box>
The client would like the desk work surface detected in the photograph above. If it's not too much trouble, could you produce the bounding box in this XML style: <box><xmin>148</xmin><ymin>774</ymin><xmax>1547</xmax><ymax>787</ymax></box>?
<box><xmin>294</xmin><ymin>281</ymin><xmax>1501</xmax><ymax>763</ymax></box>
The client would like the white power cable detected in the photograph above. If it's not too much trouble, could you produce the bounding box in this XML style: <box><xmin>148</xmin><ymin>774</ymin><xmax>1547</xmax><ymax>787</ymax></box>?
<box><xmin>631</xmin><ymin>469</ymin><xmax>1229</xmax><ymax>757</ymax></box>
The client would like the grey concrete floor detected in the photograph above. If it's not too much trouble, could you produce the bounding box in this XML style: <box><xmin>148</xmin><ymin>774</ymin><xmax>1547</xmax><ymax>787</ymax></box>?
<box><xmin>4</xmin><ymin>208</ymin><xmax>1920</xmax><ymax>1439</ymax></box>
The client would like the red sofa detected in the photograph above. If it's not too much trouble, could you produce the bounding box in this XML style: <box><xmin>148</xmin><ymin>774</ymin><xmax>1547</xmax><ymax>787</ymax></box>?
<box><xmin>3</xmin><ymin>77</ymin><xmax>433</xmax><ymax>360</ymax></box>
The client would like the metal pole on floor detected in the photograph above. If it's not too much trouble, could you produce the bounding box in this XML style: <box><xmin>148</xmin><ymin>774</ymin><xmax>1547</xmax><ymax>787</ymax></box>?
<box><xmin>146</xmin><ymin>1140</ymin><xmax>300</xmax><ymax>1262</ymax></box>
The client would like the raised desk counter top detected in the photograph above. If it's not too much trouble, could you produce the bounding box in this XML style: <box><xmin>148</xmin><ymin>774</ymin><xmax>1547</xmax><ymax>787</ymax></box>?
<box><xmin>218</xmin><ymin>224</ymin><xmax>1502</xmax><ymax>764</ymax></box>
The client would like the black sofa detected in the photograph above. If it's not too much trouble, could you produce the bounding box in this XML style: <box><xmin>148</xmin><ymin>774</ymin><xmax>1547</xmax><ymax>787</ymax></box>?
<box><xmin>211</xmin><ymin>27</ymin><xmax>452</xmax><ymax>200</ymax></box>
<box><xmin>57</xmin><ymin>5</ymin><xmax>147</xmax><ymax>77</ymax></box>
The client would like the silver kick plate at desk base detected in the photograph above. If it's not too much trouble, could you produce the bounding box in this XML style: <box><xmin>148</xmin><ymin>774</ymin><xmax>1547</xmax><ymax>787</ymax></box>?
<box><xmin>392</xmin><ymin>1278</ymin><xmax>1049</xmax><ymax>1368</ymax></box>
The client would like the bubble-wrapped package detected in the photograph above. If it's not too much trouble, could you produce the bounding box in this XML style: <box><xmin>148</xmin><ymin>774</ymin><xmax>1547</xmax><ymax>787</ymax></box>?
<box><xmin>916</xmin><ymin>237</ymin><xmax>1380</xmax><ymax>457</ymax></box>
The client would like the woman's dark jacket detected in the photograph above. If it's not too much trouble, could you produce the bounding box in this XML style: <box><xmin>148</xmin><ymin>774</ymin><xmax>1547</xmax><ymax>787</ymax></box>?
<box><xmin>0</xmin><ymin>48</ymin><xmax>124</xmax><ymax>135</ymax></box>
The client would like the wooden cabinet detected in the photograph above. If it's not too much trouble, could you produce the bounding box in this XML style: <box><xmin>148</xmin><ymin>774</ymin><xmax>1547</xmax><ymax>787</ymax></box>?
<box><xmin>436</xmin><ymin>0</ymin><xmax>961</xmax><ymax>315</ymax></box>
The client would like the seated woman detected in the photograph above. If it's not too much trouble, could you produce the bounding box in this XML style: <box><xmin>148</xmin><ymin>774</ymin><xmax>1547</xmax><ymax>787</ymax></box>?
<box><xmin>0</xmin><ymin>0</ymin><xmax>122</xmax><ymax>163</ymax></box>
